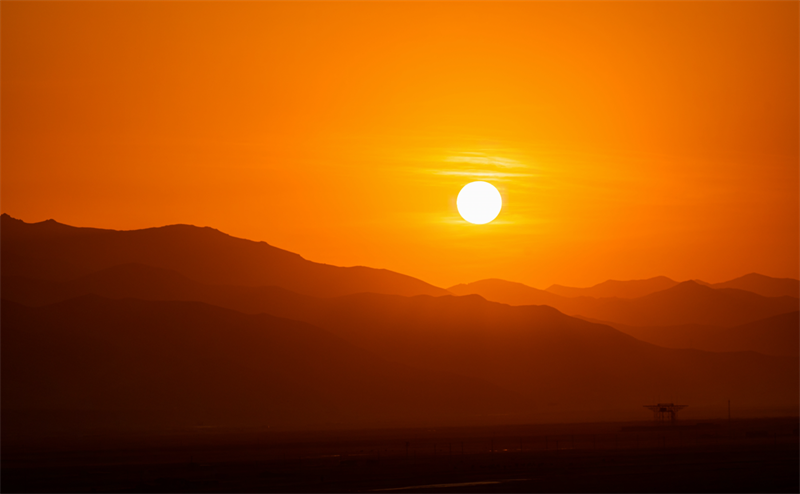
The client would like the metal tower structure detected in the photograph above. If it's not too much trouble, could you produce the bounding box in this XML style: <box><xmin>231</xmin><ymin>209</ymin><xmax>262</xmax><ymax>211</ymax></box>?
<box><xmin>644</xmin><ymin>403</ymin><xmax>687</xmax><ymax>423</ymax></box>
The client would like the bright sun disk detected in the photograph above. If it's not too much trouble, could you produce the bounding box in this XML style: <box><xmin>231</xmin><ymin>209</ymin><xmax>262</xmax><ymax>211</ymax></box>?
<box><xmin>457</xmin><ymin>181</ymin><xmax>502</xmax><ymax>224</ymax></box>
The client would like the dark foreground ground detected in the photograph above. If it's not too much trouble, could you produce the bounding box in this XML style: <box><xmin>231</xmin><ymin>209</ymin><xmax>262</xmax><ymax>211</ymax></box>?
<box><xmin>3</xmin><ymin>417</ymin><xmax>798</xmax><ymax>493</ymax></box>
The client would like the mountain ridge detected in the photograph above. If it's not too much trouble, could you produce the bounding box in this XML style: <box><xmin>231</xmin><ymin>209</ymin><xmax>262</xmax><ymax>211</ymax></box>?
<box><xmin>2</xmin><ymin>295</ymin><xmax>524</xmax><ymax>430</ymax></box>
<box><xmin>546</xmin><ymin>276</ymin><xmax>679</xmax><ymax>299</ymax></box>
<box><xmin>1</xmin><ymin>214</ymin><xmax>448</xmax><ymax>298</ymax></box>
<box><xmin>449</xmin><ymin>278</ymin><xmax>798</xmax><ymax>327</ymax></box>
<box><xmin>5</xmin><ymin>264</ymin><xmax>797</xmax><ymax>417</ymax></box>
<box><xmin>707</xmin><ymin>272</ymin><xmax>800</xmax><ymax>298</ymax></box>
<box><xmin>582</xmin><ymin>311</ymin><xmax>799</xmax><ymax>357</ymax></box>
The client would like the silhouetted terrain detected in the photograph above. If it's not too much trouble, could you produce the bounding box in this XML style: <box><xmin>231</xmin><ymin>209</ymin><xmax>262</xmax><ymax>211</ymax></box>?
<box><xmin>449</xmin><ymin>279</ymin><xmax>567</xmax><ymax>306</ymax></box>
<box><xmin>449</xmin><ymin>278</ymin><xmax>798</xmax><ymax>327</ymax></box>
<box><xmin>3</xmin><ymin>215</ymin><xmax>800</xmax><ymax>493</ymax></box>
<box><xmin>546</xmin><ymin>276</ymin><xmax>679</xmax><ymax>299</ymax></box>
<box><xmin>4</xmin><ymin>265</ymin><xmax>798</xmax><ymax>420</ymax></box>
<box><xmin>0</xmin><ymin>214</ymin><xmax>447</xmax><ymax>297</ymax></box>
<box><xmin>264</xmin><ymin>292</ymin><xmax>798</xmax><ymax>416</ymax></box>
<box><xmin>2</xmin><ymin>296</ymin><xmax>522</xmax><ymax>433</ymax></box>
<box><xmin>565</xmin><ymin>281</ymin><xmax>798</xmax><ymax>327</ymax></box>
<box><xmin>464</xmin><ymin>274</ymin><xmax>799</xmax><ymax>301</ymax></box>
<box><xmin>705</xmin><ymin>273</ymin><xmax>800</xmax><ymax>298</ymax></box>
<box><xmin>582</xmin><ymin>312</ymin><xmax>800</xmax><ymax>357</ymax></box>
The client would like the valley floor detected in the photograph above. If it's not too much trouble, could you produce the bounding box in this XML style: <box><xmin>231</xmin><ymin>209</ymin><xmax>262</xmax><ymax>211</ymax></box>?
<box><xmin>2</xmin><ymin>417</ymin><xmax>798</xmax><ymax>493</ymax></box>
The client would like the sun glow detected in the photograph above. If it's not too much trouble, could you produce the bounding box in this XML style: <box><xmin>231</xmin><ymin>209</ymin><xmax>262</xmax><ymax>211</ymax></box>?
<box><xmin>456</xmin><ymin>181</ymin><xmax>502</xmax><ymax>224</ymax></box>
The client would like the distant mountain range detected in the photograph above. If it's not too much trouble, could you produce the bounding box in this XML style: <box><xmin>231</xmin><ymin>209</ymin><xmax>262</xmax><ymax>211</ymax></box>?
<box><xmin>449</xmin><ymin>279</ymin><xmax>798</xmax><ymax>328</ymax></box>
<box><xmin>545</xmin><ymin>273</ymin><xmax>799</xmax><ymax>299</ymax></box>
<box><xmin>4</xmin><ymin>263</ymin><xmax>797</xmax><ymax>420</ymax></box>
<box><xmin>7</xmin><ymin>263</ymin><xmax>797</xmax><ymax>360</ymax></box>
<box><xmin>579</xmin><ymin>312</ymin><xmax>799</xmax><ymax>357</ymax></box>
<box><xmin>449</xmin><ymin>279</ymin><xmax>566</xmax><ymax>306</ymax></box>
<box><xmin>0</xmin><ymin>214</ymin><xmax>447</xmax><ymax>298</ymax></box>
<box><xmin>546</xmin><ymin>276</ymin><xmax>679</xmax><ymax>299</ymax></box>
<box><xmin>455</xmin><ymin>274</ymin><xmax>799</xmax><ymax>301</ymax></box>
<box><xmin>6</xmin><ymin>214</ymin><xmax>796</xmax><ymax>301</ymax></box>
<box><xmin>2</xmin><ymin>214</ymin><xmax>798</xmax><ymax>431</ymax></box>
<box><xmin>3</xmin><ymin>296</ymin><xmax>521</xmax><ymax>430</ymax></box>
<box><xmin>567</xmin><ymin>280</ymin><xmax>798</xmax><ymax>327</ymax></box>
<box><xmin>704</xmin><ymin>273</ymin><xmax>800</xmax><ymax>298</ymax></box>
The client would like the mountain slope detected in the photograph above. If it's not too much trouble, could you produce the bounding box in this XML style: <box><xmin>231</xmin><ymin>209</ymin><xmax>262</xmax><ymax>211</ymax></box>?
<box><xmin>590</xmin><ymin>312</ymin><xmax>800</xmax><ymax>357</ymax></box>
<box><xmin>266</xmin><ymin>292</ymin><xmax>799</xmax><ymax>414</ymax></box>
<box><xmin>444</xmin><ymin>278</ymin><xmax>798</xmax><ymax>328</ymax></box>
<box><xmin>448</xmin><ymin>278</ymin><xmax>566</xmax><ymax>306</ymax></box>
<box><xmin>1</xmin><ymin>296</ymin><xmax>522</xmax><ymax>431</ymax></box>
<box><xmin>709</xmin><ymin>273</ymin><xmax>800</xmax><ymax>298</ymax></box>
<box><xmin>576</xmin><ymin>281</ymin><xmax>798</xmax><ymax>327</ymax></box>
<box><xmin>546</xmin><ymin>276</ymin><xmax>678</xmax><ymax>299</ymax></box>
<box><xmin>546</xmin><ymin>274</ymin><xmax>800</xmax><ymax>299</ymax></box>
<box><xmin>5</xmin><ymin>266</ymin><xmax>797</xmax><ymax>416</ymax></box>
<box><xmin>0</xmin><ymin>214</ymin><xmax>447</xmax><ymax>298</ymax></box>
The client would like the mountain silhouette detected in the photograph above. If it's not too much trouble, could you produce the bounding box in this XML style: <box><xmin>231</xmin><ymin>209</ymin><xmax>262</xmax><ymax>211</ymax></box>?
<box><xmin>546</xmin><ymin>276</ymin><xmax>678</xmax><ymax>299</ymax></box>
<box><xmin>2</xmin><ymin>264</ymin><xmax>306</xmax><ymax>315</ymax></box>
<box><xmin>448</xmin><ymin>278</ymin><xmax>568</xmax><ymax>306</ymax></box>
<box><xmin>5</xmin><ymin>265</ymin><xmax>797</xmax><ymax>418</ymax></box>
<box><xmin>584</xmin><ymin>312</ymin><xmax>799</xmax><ymax>357</ymax></box>
<box><xmin>446</xmin><ymin>279</ymin><xmax>798</xmax><ymax>328</ymax></box>
<box><xmin>706</xmin><ymin>273</ymin><xmax>800</xmax><ymax>298</ymax></box>
<box><xmin>2</xmin><ymin>296</ymin><xmax>522</xmax><ymax>432</ymax></box>
<box><xmin>0</xmin><ymin>214</ymin><xmax>447</xmax><ymax>298</ymax></box>
<box><xmin>246</xmin><ymin>291</ymin><xmax>799</xmax><ymax>415</ymax></box>
<box><xmin>575</xmin><ymin>281</ymin><xmax>799</xmax><ymax>327</ymax></box>
<box><xmin>12</xmin><ymin>261</ymin><xmax>790</xmax><ymax>359</ymax></box>
<box><xmin>3</xmin><ymin>216</ymin><xmax>798</xmax><ymax>425</ymax></box>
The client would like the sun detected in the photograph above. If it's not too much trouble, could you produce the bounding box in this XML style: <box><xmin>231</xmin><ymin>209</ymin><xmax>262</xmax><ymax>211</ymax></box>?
<box><xmin>457</xmin><ymin>181</ymin><xmax>502</xmax><ymax>224</ymax></box>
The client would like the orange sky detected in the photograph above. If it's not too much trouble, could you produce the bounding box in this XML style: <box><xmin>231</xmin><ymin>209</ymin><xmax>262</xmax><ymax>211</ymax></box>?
<box><xmin>2</xmin><ymin>2</ymin><xmax>798</xmax><ymax>289</ymax></box>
